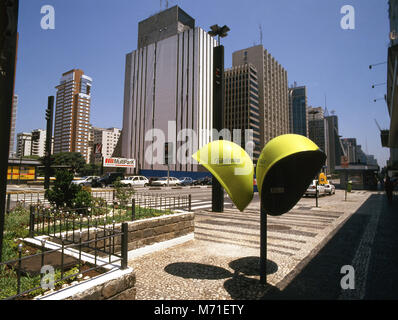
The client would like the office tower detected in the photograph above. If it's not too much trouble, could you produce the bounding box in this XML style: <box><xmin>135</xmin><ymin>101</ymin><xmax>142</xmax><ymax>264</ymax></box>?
<box><xmin>326</xmin><ymin>115</ymin><xmax>342</xmax><ymax>172</ymax></box>
<box><xmin>16</xmin><ymin>132</ymin><xmax>32</xmax><ymax>157</ymax></box>
<box><xmin>122</xmin><ymin>6</ymin><xmax>217</xmax><ymax>172</ymax></box>
<box><xmin>137</xmin><ymin>6</ymin><xmax>195</xmax><ymax>49</ymax></box>
<box><xmin>31</xmin><ymin>129</ymin><xmax>47</xmax><ymax>157</ymax></box>
<box><xmin>93</xmin><ymin>127</ymin><xmax>121</xmax><ymax>164</ymax></box>
<box><xmin>308</xmin><ymin>106</ymin><xmax>329</xmax><ymax>172</ymax></box>
<box><xmin>224</xmin><ymin>64</ymin><xmax>261</xmax><ymax>163</ymax></box>
<box><xmin>53</xmin><ymin>69</ymin><xmax>92</xmax><ymax>163</ymax></box>
<box><xmin>9</xmin><ymin>95</ymin><xmax>18</xmax><ymax>157</ymax></box>
<box><xmin>289</xmin><ymin>84</ymin><xmax>308</xmax><ymax>137</ymax></box>
<box><xmin>232</xmin><ymin>45</ymin><xmax>290</xmax><ymax>149</ymax></box>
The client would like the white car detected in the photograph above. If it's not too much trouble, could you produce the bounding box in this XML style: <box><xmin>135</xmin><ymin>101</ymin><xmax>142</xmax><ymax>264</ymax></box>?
<box><xmin>150</xmin><ymin>177</ymin><xmax>180</xmax><ymax>186</ymax></box>
<box><xmin>120</xmin><ymin>176</ymin><xmax>149</xmax><ymax>187</ymax></box>
<box><xmin>324</xmin><ymin>183</ymin><xmax>336</xmax><ymax>195</ymax></box>
<box><xmin>305</xmin><ymin>180</ymin><xmax>326</xmax><ymax>196</ymax></box>
<box><xmin>71</xmin><ymin>176</ymin><xmax>99</xmax><ymax>186</ymax></box>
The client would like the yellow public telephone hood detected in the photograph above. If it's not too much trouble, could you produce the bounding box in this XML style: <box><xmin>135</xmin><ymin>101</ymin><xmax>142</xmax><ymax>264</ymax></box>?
<box><xmin>192</xmin><ymin>140</ymin><xmax>254</xmax><ymax>211</ymax></box>
<box><xmin>256</xmin><ymin>134</ymin><xmax>326</xmax><ymax>216</ymax></box>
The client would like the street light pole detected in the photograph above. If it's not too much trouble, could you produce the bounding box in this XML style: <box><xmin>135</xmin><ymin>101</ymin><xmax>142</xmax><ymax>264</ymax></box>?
<box><xmin>208</xmin><ymin>24</ymin><xmax>230</xmax><ymax>213</ymax></box>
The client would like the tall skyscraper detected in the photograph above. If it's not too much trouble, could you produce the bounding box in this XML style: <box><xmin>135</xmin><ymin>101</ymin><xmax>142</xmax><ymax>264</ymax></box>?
<box><xmin>308</xmin><ymin>106</ymin><xmax>329</xmax><ymax>172</ymax></box>
<box><xmin>53</xmin><ymin>69</ymin><xmax>92</xmax><ymax>162</ymax></box>
<box><xmin>325</xmin><ymin>115</ymin><xmax>342</xmax><ymax>172</ymax></box>
<box><xmin>224</xmin><ymin>64</ymin><xmax>261</xmax><ymax>163</ymax></box>
<box><xmin>289</xmin><ymin>84</ymin><xmax>308</xmax><ymax>137</ymax></box>
<box><xmin>122</xmin><ymin>5</ymin><xmax>217</xmax><ymax>172</ymax></box>
<box><xmin>9</xmin><ymin>95</ymin><xmax>18</xmax><ymax>157</ymax></box>
<box><xmin>232</xmin><ymin>45</ymin><xmax>290</xmax><ymax>149</ymax></box>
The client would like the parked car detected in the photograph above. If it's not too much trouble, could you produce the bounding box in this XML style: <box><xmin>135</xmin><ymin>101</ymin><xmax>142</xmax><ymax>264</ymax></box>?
<box><xmin>150</xmin><ymin>177</ymin><xmax>180</xmax><ymax>186</ymax></box>
<box><xmin>92</xmin><ymin>172</ymin><xmax>124</xmax><ymax>187</ymax></box>
<box><xmin>120</xmin><ymin>175</ymin><xmax>149</xmax><ymax>187</ymax></box>
<box><xmin>324</xmin><ymin>183</ymin><xmax>336</xmax><ymax>195</ymax></box>
<box><xmin>193</xmin><ymin>176</ymin><xmax>212</xmax><ymax>185</ymax></box>
<box><xmin>305</xmin><ymin>180</ymin><xmax>326</xmax><ymax>197</ymax></box>
<box><xmin>178</xmin><ymin>177</ymin><xmax>194</xmax><ymax>186</ymax></box>
<box><xmin>148</xmin><ymin>177</ymin><xmax>161</xmax><ymax>186</ymax></box>
<box><xmin>71</xmin><ymin>176</ymin><xmax>99</xmax><ymax>187</ymax></box>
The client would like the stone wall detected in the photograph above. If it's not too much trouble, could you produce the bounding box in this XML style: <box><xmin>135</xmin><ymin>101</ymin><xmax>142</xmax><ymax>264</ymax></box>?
<box><xmin>66</xmin><ymin>270</ymin><xmax>136</xmax><ymax>300</ymax></box>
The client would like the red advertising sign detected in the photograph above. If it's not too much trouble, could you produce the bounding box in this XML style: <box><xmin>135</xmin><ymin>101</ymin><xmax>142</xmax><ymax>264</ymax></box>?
<box><xmin>103</xmin><ymin>157</ymin><xmax>136</xmax><ymax>168</ymax></box>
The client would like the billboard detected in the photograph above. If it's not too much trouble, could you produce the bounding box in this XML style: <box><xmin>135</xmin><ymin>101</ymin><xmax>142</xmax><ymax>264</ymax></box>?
<box><xmin>103</xmin><ymin>157</ymin><xmax>136</xmax><ymax>168</ymax></box>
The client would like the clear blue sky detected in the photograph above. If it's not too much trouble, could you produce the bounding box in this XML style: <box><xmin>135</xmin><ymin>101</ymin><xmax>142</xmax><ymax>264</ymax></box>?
<box><xmin>15</xmin><ymin>0</ymin><xmax>391</xmax><ymax>166</ymax></box>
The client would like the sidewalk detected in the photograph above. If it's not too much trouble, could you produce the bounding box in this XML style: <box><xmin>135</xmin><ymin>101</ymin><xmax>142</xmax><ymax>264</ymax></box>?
<box><xmin>262</xmin><ymin>191</ymin><xmax>398</xmax><ymax>300</ymax></box>
<box><xmin>127</xmin><ymin>190</ymin><xmax>396</xmax><ymax>300</ymax></box>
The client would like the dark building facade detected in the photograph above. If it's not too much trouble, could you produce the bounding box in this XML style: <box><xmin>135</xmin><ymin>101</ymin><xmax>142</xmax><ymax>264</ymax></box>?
<box><xmin>224</xmin><ymin>64</ymin><xmax>261</xmax><ymax>163</ymax></box>
<box><xmin>289</xmin><ymin>85</ymin><xmax>308</xmax><ymax>137</ymax></box>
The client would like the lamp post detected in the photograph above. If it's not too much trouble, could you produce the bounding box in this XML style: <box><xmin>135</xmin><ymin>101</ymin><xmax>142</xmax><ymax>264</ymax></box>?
<box><xmin>208</xmin><ymin>24</ymin><xmax>230</xmax><ymax>213</ymax></box>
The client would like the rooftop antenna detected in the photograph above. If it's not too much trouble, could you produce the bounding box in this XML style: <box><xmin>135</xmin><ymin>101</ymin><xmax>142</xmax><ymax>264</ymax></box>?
<box><xmin>166</xmin><ymin>0</ymin><xmax>169</xmax><ymax>9</ymax></box>
<box><xmin>259</xmin><ymin>24</ymin><xmax>263</xmax><ymax>45</ymax></box>
<box><xmin>330</xmin><ymin>110</ymin><xmax>336</xmax><ymax>115</ymax></box>
<box><xmin>324</xmin><ymin>94</ymin><xmax>329</xmax><ymax>116</ymax></box>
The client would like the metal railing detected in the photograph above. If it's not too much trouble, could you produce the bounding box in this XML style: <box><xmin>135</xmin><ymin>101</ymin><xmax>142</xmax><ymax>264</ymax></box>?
<box><xmin>0</xmin><ymin>215</ymin><xmax>128</xmax><ymax>300</ymax></box>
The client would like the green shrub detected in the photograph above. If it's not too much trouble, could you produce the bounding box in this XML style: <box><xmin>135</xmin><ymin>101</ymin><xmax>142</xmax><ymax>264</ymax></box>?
<box><xmin>113</xmin><ymin>178</ymin><xmax>135</xmax><ymax>208</ymax></box>
<box><xmin>45</xmin><ymin>170</ymin><xmax>81</xmax><ymax>208</ymax></box>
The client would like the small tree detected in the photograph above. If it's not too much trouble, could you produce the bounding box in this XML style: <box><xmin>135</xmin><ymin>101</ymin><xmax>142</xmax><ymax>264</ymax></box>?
<box><xmin>45</xmin><ymin>170</ymin><xmax>81</xmax><ymax>208</ymax></box>
<box><xmin>113</xmin><ymin>178</ymin><xmax>135</xmax><ymax>208</ymax></box>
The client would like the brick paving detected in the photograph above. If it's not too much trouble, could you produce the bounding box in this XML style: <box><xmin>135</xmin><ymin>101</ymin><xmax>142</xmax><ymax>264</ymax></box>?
<box><xmin>128</xmin><ymin>190</ymin><xmax>383</xmax><ymax>299</ymax></box>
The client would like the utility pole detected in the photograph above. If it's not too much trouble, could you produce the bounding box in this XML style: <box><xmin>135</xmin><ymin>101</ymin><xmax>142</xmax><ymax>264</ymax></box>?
<box><xmin>44</xmin><ymin>96</ymin><xmax>54</xmax><ymax>190</ymax></box>
<box><xmin>0</xmin><ymin>0</ymin><xmax>19</xmax><ymax>262</ymax></box>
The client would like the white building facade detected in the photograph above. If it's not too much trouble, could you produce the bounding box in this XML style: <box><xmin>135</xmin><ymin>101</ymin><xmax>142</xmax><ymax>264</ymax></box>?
<box><xmin>93</xmin><ymin>127</ymin><xmax>121</xmax><ymax>164</ymax></box>
<box><xmin>122</xmin><ymin>26</ymin><xmax>217</xmax><ymax>172</ymax></box>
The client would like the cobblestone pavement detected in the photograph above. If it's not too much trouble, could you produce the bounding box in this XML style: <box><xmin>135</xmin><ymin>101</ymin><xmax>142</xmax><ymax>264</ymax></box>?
<box><xmin>128</xmin><ymin>190</ymin><xmax>377</xmax><ymax>299</ymax></box>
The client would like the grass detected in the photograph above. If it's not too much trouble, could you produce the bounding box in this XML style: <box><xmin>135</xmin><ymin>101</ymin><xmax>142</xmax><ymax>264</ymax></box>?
<box><xmin>1</xmin><ymin>201</ymin><xmax>174</xmax><ymax>300</ymax></box>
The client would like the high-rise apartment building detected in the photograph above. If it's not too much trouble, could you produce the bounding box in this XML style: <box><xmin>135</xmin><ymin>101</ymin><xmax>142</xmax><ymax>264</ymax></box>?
<box><xmin>289</xmin><ymin>85</ymin><xmax>308</xmax><ymax>137</ymax></box>
<box><xmin>9</xmin><ymin>95</ymin><xmax>18</xmax><ymax>157</ymax></box>
<box><xmin>122</xmin><ymin>6</ymin><xmax>217</xmax><ymax>172</ymax></box>
<box><xmin>224</xmin><ymin>64</ymin><xmax>261</xmax><ymax>163</ymax></box>
<box><xmin>232</xmin><ymin>45</ymin><xmax>290</xmax><ymax>149</ymax></box>
<box><xmin>93</xmin><ymin>127</ymin><xmax>121</xmax><ymax>164</ymax></box>
<box><xmin>53</xmin><ymin>69</ymin><xmax>92</xmax><ymax>163</ymax></box>
<box><xmin>31</xmin><ymin>129</ymin><xmax>47</xmax><ymax>157</ymax></box>
<box><xmin>16</xmin><ymin>132</ymin><xmax>32</xmax><ymax>157</ymax></box>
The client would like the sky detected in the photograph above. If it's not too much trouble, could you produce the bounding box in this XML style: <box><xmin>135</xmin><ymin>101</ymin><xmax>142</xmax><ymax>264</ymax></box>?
<box><xmin>14</xmin><ymin>0</ymin><xmax>391</xmax><ymax>166</ymax></box>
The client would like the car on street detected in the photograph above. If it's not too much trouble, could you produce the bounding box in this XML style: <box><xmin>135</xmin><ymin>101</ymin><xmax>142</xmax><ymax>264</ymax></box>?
<box><xmin>92</xmin><ymin>172</ymin><xmax>124</xmax><ymax>188</ymax></box>
<box><xmin>193</xmin><ymin>176</ymin><xmax>212</xmax><ymax>185</ymax></box>
<box><xmin>119</xmin><ymin>175</ymin><xmax>149</xmax><ymax>187</ymax></box>
<box><xmin>71</xmin><ymin>176</ymin><xmax>100</xmax><ymax>187</ymax></box>
<box><xmin>324</xmin><ymin>183</ymin><xmax>336</xmax><ymax>195</ymax></box>
<box><xmin>150</xmin><ymin>177</ymin><xmax>180</xmax><ymax>186</ymax></box>
<box><xmin>305</xmin><ymin>180</ymin><xmax>326</xmax><ymax>197</ymax></box>
<box><xmin>178</xmin><ymin>177</ymin><xmax>194</xmax><ymax>186</ymax></box>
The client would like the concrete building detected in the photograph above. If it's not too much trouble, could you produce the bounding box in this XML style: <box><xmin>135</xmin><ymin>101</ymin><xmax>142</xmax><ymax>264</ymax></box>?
<box><xmin>121</xmin><ymin>6</ymin><xmax>217</xmax><ymax>173</ymax></box>
<box><xmin>386</xmin><ymin>0</ymin><xmax>398</xmax><ymax>173</ymax></box>
<box><xmin>31</xmin><ymin>129</ymin><xmax>47</xmax><ymax>157</ymax></box>
<box><xmin>53</xmin><ymin>69</ymin><xmax>92</xmax><ymax>163</ymax></box>
<box><xmin>9</xmin><ymin>95</ymin><xmax>18</xmax><ymax>157</ymax></box>
<box><xmin>326</xmin><ymin>115</ymin><xmax>342</xmax><ymax>172</ymax></box>
<box><xmin>137</xmin><ymin>6</ymin><xmax>195</xmax><ymax>49</ymax></box>
<box><xmin>289</xmin><ymin>84</ymin><xmax>308</xmax><ymax>137</ymax></box>
<box><xmin>16</xmin><ymin>132</ymin><xmax>32</xmax><ymax>157</ymax></box>
<box><xmin>224</xmin><ymin>64</ymin><xmax>261</xmax><ymax>163</ymax></box>
<box><xmin>93</xmin><ymin>127</ymin><xmax>121</xmax><ymax>165</ymax></box>
<box><xmin>308</xmin><ymin>106</ymin><xmax>329</xmax><ymax>172</ymax></box>
<box><xmin>341</xmin><ymin>138</ymin><xmax>358</xmax><ymax>164</ymax></box>
<box><xmin>232</xmin><ymin>45</ymin><xmax>290</xmax><ymax>149</ymax></box>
